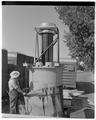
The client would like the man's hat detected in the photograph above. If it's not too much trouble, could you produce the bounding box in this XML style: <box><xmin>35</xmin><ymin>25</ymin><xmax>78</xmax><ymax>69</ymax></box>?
<box><xmin>10</xmin><ymin>71</ymin><xmax>20</xmax><ymax>78</ymax></box>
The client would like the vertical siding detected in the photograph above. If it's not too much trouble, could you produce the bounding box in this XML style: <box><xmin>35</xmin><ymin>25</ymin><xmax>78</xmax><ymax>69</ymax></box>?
<box><xmin>17</xmin><ymin>53</ymin><xmax>34</xmax><ymax>89</ymax></box>
<box><xmin>17</xmin><ymin>53</ymin><xmax>25</xmax><ymax>89</ymax></box>
<box><xmin>2</xmin><ymin>49</ymin><xmax>8</xmax><ymax>97</ymax></box>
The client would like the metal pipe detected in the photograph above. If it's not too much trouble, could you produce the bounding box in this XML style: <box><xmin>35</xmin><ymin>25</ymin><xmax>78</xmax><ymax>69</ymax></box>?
<box><xmin>34</xmin><ymin>32</ymin><xmax>39</xmax><ymax>63</ymax></box>
<box><xmin>36</xmin><ymin>33</ymin><xmax>39</xmax><ymax>59</ymax></box>
<box><xmin>34</xmin><ymin>34</ymin><xmax>37</xmax><ymax>63</ymax></box>
<box><xmin>57</xmin><ymin>28</ymin><xmax>60</xmax><ymax>64</ymax></box>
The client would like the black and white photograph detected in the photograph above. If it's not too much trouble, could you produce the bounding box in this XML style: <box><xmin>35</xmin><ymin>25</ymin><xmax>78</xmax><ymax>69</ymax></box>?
<box><xmin>1</xmin><ymin>1</ymin><xmax>95</xmax><ymax>118</ymax></box>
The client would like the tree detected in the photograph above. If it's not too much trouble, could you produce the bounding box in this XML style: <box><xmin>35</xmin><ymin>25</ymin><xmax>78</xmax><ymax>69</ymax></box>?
<box><xmin>55</xmin><ymin>6</ymin><xmax>94</xmax><ymax>71</ymax></box>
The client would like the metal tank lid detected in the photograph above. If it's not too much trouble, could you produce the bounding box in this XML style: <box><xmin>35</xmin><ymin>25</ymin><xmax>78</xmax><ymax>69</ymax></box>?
<box><xmin>40</xmin><ymin>22</ymin><xmax>57</xmax><ymax>28</ymax></box>
<box><xmin>35</xmin><ymin>22</ymin><xmax>58</xmax><ymax>34</ymax></box>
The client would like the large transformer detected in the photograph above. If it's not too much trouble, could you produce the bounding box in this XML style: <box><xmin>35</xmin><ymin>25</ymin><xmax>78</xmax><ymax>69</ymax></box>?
<box><xmin>24</xmin><ymin>23</ymin><xmax>77</xmax><ymax>117</ymax></box>
<box><xmin>26</xmin><ymin>23</ymin><xmax>63</xmax><ymax>116</ymax></box>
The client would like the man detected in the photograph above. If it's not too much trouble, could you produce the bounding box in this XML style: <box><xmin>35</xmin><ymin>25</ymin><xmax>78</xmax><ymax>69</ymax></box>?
<box><xmin>8</xmin><ymin>71</ymin><xmax>26</xmax><ymax>114</ymax></box>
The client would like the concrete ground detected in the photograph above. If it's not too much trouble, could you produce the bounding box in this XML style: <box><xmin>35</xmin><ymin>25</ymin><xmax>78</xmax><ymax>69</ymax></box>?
<box><xmin>2</xmin><ymin>71</ymin><xmax>94</xmax><ymax>118</ymax></box>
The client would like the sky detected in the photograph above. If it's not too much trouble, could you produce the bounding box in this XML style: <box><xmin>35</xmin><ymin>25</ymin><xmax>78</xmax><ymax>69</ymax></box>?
<box><xmin>2</xmin><ymin>5</ymin><xmax>71</xmax><ymax>60</ymax></box>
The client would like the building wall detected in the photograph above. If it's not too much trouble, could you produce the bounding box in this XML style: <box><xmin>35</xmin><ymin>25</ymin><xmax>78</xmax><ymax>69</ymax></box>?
<box><xmin>8</xmin><ymin>52</ymin><xmax>34</xmax><ymax>90</ymax></box>
<box><xmin>2</xmin><ymin>49</ymin><xmax>8</xmax><ymax>97</ymax></box>
<box><xmin>2</xmin><ymin>50</ymin><xmax>34</xmax><ymax>97</ymax></box>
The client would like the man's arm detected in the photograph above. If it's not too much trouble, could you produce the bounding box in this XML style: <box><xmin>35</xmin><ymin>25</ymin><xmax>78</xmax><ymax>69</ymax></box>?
<box><xmin>12</xmin><ymin>80</ymin><xmax>23</xmax><ymax>94</ymax></box>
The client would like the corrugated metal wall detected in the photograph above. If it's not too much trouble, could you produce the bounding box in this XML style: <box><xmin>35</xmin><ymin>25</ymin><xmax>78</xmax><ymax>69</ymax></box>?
<box><xmin>60</xmin><ymin>63</ymin><xmax>76</xmax><ymax>88</ymax></box>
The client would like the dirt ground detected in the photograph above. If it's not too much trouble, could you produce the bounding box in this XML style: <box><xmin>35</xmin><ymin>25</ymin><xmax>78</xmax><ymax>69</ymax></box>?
<box><xmin>70</xmin><ymin>71</ymin><xmax>94</xmax><ymax>118</ymax></box>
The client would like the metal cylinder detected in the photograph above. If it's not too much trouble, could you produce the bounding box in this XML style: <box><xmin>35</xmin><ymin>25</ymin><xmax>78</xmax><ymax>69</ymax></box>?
<box><xmin>41</xmin><ymin>33</ymin><xmax>53</xmax><ymax>65</ymax></box>
<box><xmin>28</xmin><ymin>67</ymin><xmax>63</xmax><ymax>116</ymax></box>
<box><xmin>31</xmin><ymin>67</ymin><xmax>62</xmax><ymax>90</ymax></box>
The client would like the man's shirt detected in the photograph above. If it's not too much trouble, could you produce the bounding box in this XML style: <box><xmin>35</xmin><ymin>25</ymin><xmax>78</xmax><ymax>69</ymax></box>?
<box><xmin>8</xmin><ymin>78</ymin><xmax>22</xmax><ymax>93</ymax></box>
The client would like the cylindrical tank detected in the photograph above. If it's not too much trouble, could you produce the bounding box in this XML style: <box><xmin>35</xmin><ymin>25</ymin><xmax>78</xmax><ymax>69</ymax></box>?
<box><xmin>32</xmin><ymin>67</ymin><xmax>62</xmax><ymax>90</ymax></box>
<box><xmin>33</xmin><ymin>68</ymin><xmax>56</xmax><ymax>90</ymax></box>
<box><xmin>41</xmin><ymin>33</ymin><xmax>53</xmax><ymax>64</ymax></box>
<box><xmin>28</xmin><ymin>66</ymin><xmax>63</xmax><ymax>116</ymax></box>
<box><xmin>36</xmin><ymin>23</ymin><xmax>58</xmax><ymax>65</ymax></box>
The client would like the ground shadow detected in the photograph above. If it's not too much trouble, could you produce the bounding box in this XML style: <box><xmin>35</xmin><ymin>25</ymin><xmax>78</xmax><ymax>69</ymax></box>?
<box><xmin>76</xmin><ymin>82</ymin><xmax>94</xmax><ymax>94</ymax></box>
<box><xmin>84</xmin><ymin>109</ymin><xmax>94</xmax><ymax>118</ymax></box>
<box><xmin>2</xmin><ymin>99</ymin><xmax>9</xmax><ymax>113</ymax></box>
<box><xmin>70</xmin><ymin>95</ymin><xmax>94</xmax><ymax>118</ymax></box>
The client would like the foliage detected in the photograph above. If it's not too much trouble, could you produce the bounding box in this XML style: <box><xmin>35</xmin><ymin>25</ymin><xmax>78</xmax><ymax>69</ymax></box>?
<box><xmin>55</xmin><ymin>6</ymin><xmax>94</xmax><ymax>71</ymax></box>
